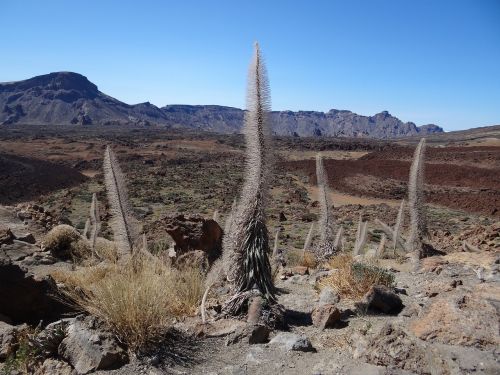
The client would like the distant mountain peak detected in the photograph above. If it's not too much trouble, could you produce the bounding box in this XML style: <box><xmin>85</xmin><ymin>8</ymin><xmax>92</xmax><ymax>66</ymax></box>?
<box><xmin>0</xmin><ymin>72</ymin><xmax>444</xmax><ymax>138</ymax></box>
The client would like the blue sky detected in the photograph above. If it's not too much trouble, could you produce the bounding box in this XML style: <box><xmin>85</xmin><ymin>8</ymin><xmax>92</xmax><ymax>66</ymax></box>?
<box><xmin>1</xmin><ymin>0</ymin><xmax>499</xmax><ymax>131</ymax></box>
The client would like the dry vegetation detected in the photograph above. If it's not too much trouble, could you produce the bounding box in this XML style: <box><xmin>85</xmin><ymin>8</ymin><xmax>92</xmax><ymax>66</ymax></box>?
<box><xmin>318</xmin><ymin>254</ymin><xmax>394</xmax><ymax>301</ymax></box>
<box><xmin>52</xmin><ymin>253</ymin><xmax>204</xmax><ymax>351</ymax></box>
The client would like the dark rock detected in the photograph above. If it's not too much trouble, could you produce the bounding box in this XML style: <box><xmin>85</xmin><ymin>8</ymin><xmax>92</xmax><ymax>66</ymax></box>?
<box><xmin>0</xmin><ymin>258</ymin><xmax>73</xmax><ymax>324</ymax></box>
<box><xmin>363</xmin><ymin>285</ymin><xmax>404</xmax><ymax>314</ymax></box>
<box><xmin>16</xmin><ymin>233</ymin><xmax>36</xmax><ymax>244</ymax></box>
<box><xmin>0</xmin><ymin>228</ymin><xmax>15</xmax><ymax>245</ymax></box>
<box><xmin>279</xmin><ymin>212</ymin><xmax>287</xmax><ymax>222</ymax></box>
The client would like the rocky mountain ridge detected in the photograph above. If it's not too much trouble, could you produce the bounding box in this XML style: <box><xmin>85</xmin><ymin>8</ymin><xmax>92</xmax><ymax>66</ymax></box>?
<box><xmin>0</xmin><ymin>72</ymin><xmax>444</xmax><ymax>138</ymax></box>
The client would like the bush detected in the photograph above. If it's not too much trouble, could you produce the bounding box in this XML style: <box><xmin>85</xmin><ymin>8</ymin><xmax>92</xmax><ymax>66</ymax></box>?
<box><xmin>319</xmin><ymin>254</ymin><xmax>394</xmax><ymax>301</ymax></box>
<box><xmin>52</xmin><ymin>253</ymin><xmax>204</xmax><ymax>351</ymax></box>
<box><xmin>43</xmin><ymin>224</ymin><xmax>88</xmax><ymax>259</ymax></box>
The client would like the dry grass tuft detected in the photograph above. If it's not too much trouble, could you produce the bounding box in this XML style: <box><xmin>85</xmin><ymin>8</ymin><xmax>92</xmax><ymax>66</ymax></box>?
<box><xmin>300</xmin><ymin>251</ymin><xmax>317</xmax><ymax>268</ymax></box>
<box><xmin>52</xmin><ymin>253</ymin><xmax>204</xmax><ymax>351</ymax></box>
<box><xmin>319</xmin><ymin>254</ymin><xmax>394</xmax><ymax>301</ymax></box>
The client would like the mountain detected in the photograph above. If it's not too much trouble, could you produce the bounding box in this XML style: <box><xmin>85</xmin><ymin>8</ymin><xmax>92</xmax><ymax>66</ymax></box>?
<box><xmin>0</xmin><ymin>72</ymin><xmax>444</xmax><ymax>138</ymax></box>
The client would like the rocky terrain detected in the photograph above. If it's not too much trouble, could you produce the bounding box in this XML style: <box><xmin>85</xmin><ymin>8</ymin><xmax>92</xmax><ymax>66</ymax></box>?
<box><xmin>0</xmin><ymin>72</ymin><xmax>443</xmax><ymax>138</ymax></box>
<box><xmin>0</xmin><ymin>126</ymin><xmax>498</xmax><ymax>374</ymax></box>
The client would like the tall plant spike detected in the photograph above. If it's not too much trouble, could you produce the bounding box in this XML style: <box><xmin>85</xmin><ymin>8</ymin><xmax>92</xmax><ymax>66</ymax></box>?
<box><xmin>377</xmin><ymin>233</ymin><xmax>387</xmax><ymax>258</ymax></box>
<box><xmin>272</xmin><ymin>227</ymin><xmax>280</xmax><ymax>259</ymax></box>
<box><xmin>354</xmin><ymin>214</ymin><xmax>368</xmax><ymax>256</ymax></box>
<box><xmin>302</xmin><ymin>222</ymin><xmax>315</xmax><ymax>261</ymax></box>
<box><xmin>89</xmin><ymin>193</ymin><xmax>101</xmax><ymax>253</ymax></box>
<box><xmin>83</xmin><ymin>218</ymin><xmax>91</xmax><ymax>239</ymax></box>
<box><xmin>103</xmin><ymin>145</ymin><xmax>138</xmax><ymax>258</ymax></box>
<box><xmin>315</xmin><ymin>153</ymin><xmax>335</xmax><ymax>257</ymax></box>
<box><xmin>393</xmin><ymin>199</ymin><xmax>405</xmax><ymax>252</ymax></box>
<box><xmin>406</xmin><ymin>138</ymin><xmax>428</xmax><ymax>262</ymax></box>
<box><xmin>333</xmin><ymin>226</ymin><xmax>343</xmax><ymax>250</ymax></box>
<box><xmin>225</xmin><ymin>42</ymin><xmax>275</xmax><ymax>305</ymax></box>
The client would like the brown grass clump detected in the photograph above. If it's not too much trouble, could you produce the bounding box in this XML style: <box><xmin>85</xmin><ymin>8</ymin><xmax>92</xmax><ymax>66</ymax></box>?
<box><xmin>53</xmin><ymin>253</ymin><xmax>204</xmax><ymax>351</ymax></box>
<box><xmin>319</xmin><ymin>254</ymin><xmax>394</xmax><ymax>301</ymax></box>
<box><xmin>301</xmin><ymin>251</ymin><xmax>317</xmax><ymax>268</ymax></box>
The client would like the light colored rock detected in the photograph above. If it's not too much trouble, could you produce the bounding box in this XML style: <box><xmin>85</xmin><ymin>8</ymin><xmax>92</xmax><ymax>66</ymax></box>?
<box><xmin>269</xmin><ymin>332</ymin><xmax>315</xmax><ymax>352</ymax></box>
<box><xmin>59</xmin><ymin>316</ymin><xmax>128</xmax><ymax>374</ymax></box>
<box><xmin>0</xmin><ymin>321</ymin><xmax>17</xmax><ymax>360</ymax></box>
<box><xmin>318</xmin><ymin>287</ymin><xmax>340</xmax><ymax>305</ymax></box>
<box><xmin>410</xmin><ymin>292</ymin><xmax>499</xmax><ymax>349</ymax></box>
<box><xmin>361</xmin><ymin>323</ymin><xmax>450</xmax><ymax>374</ymax></box>
<box><xmin>34</xmin><ymin>358</ymin><xmax>74</xmax><ymax>375</ymax></box>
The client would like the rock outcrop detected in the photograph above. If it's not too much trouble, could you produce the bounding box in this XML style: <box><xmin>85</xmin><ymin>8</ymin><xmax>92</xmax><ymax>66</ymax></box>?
<box><xmin>161</xmin><ymin>214</ymin><xmax>223</xmax><ymax>265</ymax></box>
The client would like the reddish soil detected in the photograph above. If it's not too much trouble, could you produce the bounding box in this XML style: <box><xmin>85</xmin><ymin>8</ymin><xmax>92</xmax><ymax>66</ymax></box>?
<box><xmin>0</xmin><ymin>153</ymin><xmax>87</xmax><ymax>204</ymax></box>
<box><xmin>284</xmin><ymin>146</ymin><xmax>500</xmax><ymax>217</ymax></box>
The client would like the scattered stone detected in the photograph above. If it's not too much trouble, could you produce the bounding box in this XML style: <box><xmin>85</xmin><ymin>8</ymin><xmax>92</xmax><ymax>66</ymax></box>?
<box><xmin>0</xmin><ymin>229</ymin><xmax>15</xmax><ymax>245</ymax></box>
<box><xmin>362</xmin><ymin>285</ymin><xmax>404</xmax><ymax>314</ymax></box>
<box><xmin>225</xmin><ymin>324</ymin><xmax>271</xmax><ymax>345</ymax></box>
<box><xmin>34</xmin><ymin>358</ymin><xmax>74</xmax><ymax>375</ymax></box>
<box><xmin>59</xmin><ymin>316</ymin><xmax>128</xmax><ymax>374</ymax></box>
<box><xmin>269</xmin><ymin>332</ymin><xmax>315</xmax><ymax>352</ymax></box>
<box><xmin>318</xmin><ymin>287</ymin><xmax>340</xmax><ymax>305</ymax></box>
<box><xmin>311</xmin><ymin>304</ymin><xmax>341</xmax><ymax>329</ymax></box>
<box><xmin>291</xmin><ymin>266</ymin><xmax>309</xmax><ymax>275</ymax></box>
<box><xmin>16</xmin><ymin>233</ymin><xmax>36</xmax><ymax>244</ymax></box>
<box><xmin>0</xmin><ymin>321</ymin><xmax>18</xmax><ymax>360</ymax></box>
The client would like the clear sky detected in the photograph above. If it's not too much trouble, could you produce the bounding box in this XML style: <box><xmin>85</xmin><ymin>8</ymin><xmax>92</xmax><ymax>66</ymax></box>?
<box><xmin>1</xmin><ymin>0</ymin><xmax>499</xmax><ymax>131</ymax></box>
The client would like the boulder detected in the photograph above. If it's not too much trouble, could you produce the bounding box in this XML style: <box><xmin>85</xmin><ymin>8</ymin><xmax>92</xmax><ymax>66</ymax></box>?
<box><xmin>311</xmin><ymin>304</ymin><xmax>341</xmax><ymax>329</ymax></box>
<box><xmin>162</xmin><ymin>214</ymin><xmax>222</xmax><ymax>264</ymax></box>
<box><xmin>59</xmin><ymin>316</ymin><xmax>128</xmax><ymax>374</ymax></box>
<box><xmin>269</xmin><ymin>332</ymin><xmax>315</xmax><ymax>352</ymax></box>
<box><xmin>362</xmin><ymin>285</ymin><xmax>403</xmax><ymax>314</ymax></box>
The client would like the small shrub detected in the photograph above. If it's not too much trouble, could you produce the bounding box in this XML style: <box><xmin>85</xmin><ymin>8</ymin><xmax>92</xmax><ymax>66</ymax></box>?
<box><xmin>52</xmin><ymin>253</ymin><xmax>204</xmax><ymax>351</ymax></box>
<box><xmin>319</xmin><ymin>254</ymin><xmax>394</xmax><ymax>301</ymax></box>
<box><xmin>43</xmin><ymin>224</ymin><xmax>85</xmax><ymax>259</ymax></box>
